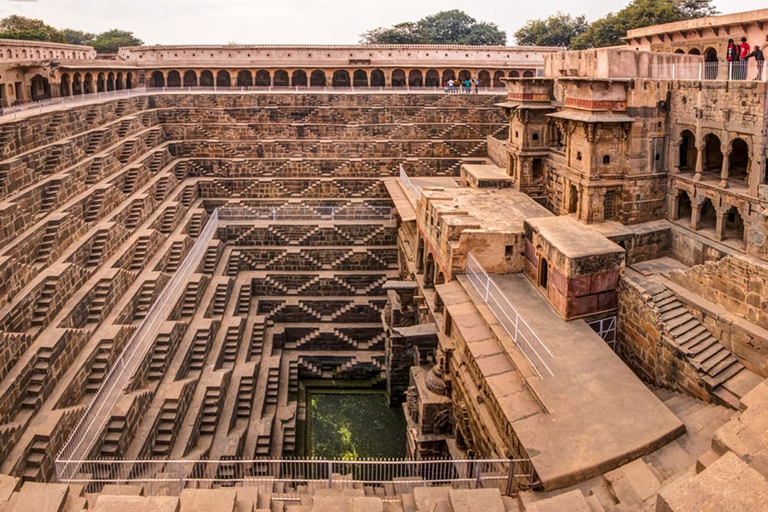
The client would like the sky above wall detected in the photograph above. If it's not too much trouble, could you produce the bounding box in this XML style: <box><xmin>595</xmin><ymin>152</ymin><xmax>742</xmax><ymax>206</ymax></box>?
<box><xmin>1</xmin><ymin>0</ymin><xmax>765</xmax><ymax>46</ymax></box>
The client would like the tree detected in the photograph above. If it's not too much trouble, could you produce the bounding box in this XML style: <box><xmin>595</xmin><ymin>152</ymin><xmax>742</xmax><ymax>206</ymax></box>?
<box><xmin>360</xmin><ymin>22</ymin><xmax>422</xmax><ymax>45</ymax></box>
<box><xmin>89</xmin><ymin>29</ymin><xmax>143</xmax><ymax>54</ymax></box>
<box><xmin>361</xmin><ymin>10</ymin><xmax>506</xmax><ymax>46</ymax></box>
<box><xmin>62</xmin><ymin>29</ymin><xmax>95</xmax><ymax>46</ymax></box>
<box><xmin>571</xmin><ymin>0</ymin><xmax>719</xmax><ymax>49</ymax></box>
<box><xmin>514</xmin><ymin>12</ymin><xmax>589</xmax><ymax>48</ymax></box>
<box><xmin>0</xmin><ymin>15</ymin><xmax>64</xmax><ymax>42</ymax></box>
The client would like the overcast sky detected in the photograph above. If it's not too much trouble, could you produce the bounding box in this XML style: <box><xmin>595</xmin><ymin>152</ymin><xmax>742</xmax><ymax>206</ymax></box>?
<box><xmin>1</xmin><ymin>0</ymin><xmax>764</xmax><ymax>45</ymax></box>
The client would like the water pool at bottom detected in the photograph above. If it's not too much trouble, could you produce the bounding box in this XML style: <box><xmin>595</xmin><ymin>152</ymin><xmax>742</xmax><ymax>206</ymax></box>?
<box><xmin>307</xmin><ymin>390</ymin><xmax>407</xmax><ymax>459</ymax></box>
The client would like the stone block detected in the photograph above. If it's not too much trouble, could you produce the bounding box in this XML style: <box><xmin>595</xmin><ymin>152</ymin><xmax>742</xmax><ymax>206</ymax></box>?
<box><xmin>8</xmin><ymin>482</ymin><xmax>69</xmax><ymax>512</ymax></box>
<box><xmin>523</xmin><ymin>489</ymin><xmax>592</xmax><ymax>512</ymax></box>
<box><xmin>566</xmin><ymin>275</ymin><xmax>591</xmax><ymax>298</ymax></box>
<box><xmin>568</xmin><ymin>294</ymin><xmax>598</xmax><ymax>318</ymax></box>
<box><xmin>550</xmin><ymin>266</ymin><xmax>568</xmax><ymax>296</ymax></box>
<box><xmin>448</xmin><ymin>489</ymin><xmax>503</xmax><ymax>512</ymax></box>
<box><xmin>92</xmin><ymin>495</ymin><xmax>180</xmax><ymax>512</ymax></box>
<box><xmin>590</xmin><ymin>270</ymin><xmax>619</xmax><ymax>294</ymax></box>
<box><xmin>179</xmin><ymin>489</ymin><xmax>237</xmax><ymax>512</ymax></box>
<box><xmin>598</xmin><ymin>291</ymin><xmax>618</xmax><ymax>311</ymax></box>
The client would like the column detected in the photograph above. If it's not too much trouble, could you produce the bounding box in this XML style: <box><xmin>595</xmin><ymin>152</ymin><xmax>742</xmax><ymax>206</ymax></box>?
<box><xmin>690</xmin><ymin>202</ymin><xmax>701</xmax><ymax>231</ymax></box>
<box><xmin>669</xmin><ymin>194</ymin><xmax>679</xmax><ymax>220</ymax></box>
<box><xmin>720</xmin><ymin>150</ymin><xmax>730</xmax><ymax>188</ymax></box>
<box><xmin>694</xmin><ymin>144</ymin><xmax>704</xmax><ymax>181</ymax></box>
<box><xmin>671</xmin><ymin>141</ymin><xmax>681</xmax><ymax>173</ymax></box>
<box><xmin>715</xmin><ymin>210</ymin><xmax>726</xmax><ymax>241</ymax></box>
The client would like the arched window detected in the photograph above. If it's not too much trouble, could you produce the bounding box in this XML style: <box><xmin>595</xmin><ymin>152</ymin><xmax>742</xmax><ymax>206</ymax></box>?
<box><xmin>523</xmin><ymin>70</ymin><xmax>535</xmax><ymax>77</ymax></box>
<box><xmin>150</xmin><ymin>71</ymin><xmax>164</xmax><ymax>88</ymax></box>
<box><xmin>200</xmin><ymin>70</ymin><xmax>214</xmax><ymax>87</ymax></box>
<box><xmin>238</xmin><ymin>70</ymin><xmax>254</xmax><ymax>87</ymax></box>
<box><xmin>216</xmin><ymin>70</ymin><xmax>231</xmax><ymax>87</ymax></box>
<box><xmin>408</xmin><ymin>69</ymin><xmax>423</xmax><ymax>87</ymax></box>
<box><xmin>292</xmin><ymin>70</ymin><xmax>308</xmax><ymax>87</ymax></box>
<box><xmin>493</xmin><ymin>71</ymin><xmax>504</xmax><ymax>87</ymax></box>
<box><xmin>603</xmin><ymin>155</ymin><xmax>611</xmax><ymax>165</ymax></box>
<box><xmin>183</xmin><ymin>70</ymin><xmax>197</xmax><ymax>87</ymax></box>
<box><xmin>310</xmin><ymin>70</ymin><xmax>326</xmax><ymax>87</ymax></box>
<box><xmin>60</xmin><ymin>73</ymin><xmax>71</xmax><ymax>96</ymax></box>
<box><xmin>478</xmin><ymin>70</ymin><xmax>491</xmax><ymax>87</ymax></box>
<box><xmin>166</xmin><ymin>70</ymin><xmax>181</xmax><ymax>87</ymax></box>
<box><xmin>332</xmin><ymin>70</ymin><xmax>350</xmax><ymax>87</ymax></box>
<box><xmin>442</xmin><ymin>69</ymin><xmax>456</xmax><ymax>84</ymax></box>
<box><xmin>370</xmin><ymin>69</ymin><xmax>385</xmax><ymax>87</ymax></box>
<box><xmin>458</xmin><ymin>70</ymin><xmax>471</xmax><ymax>81</ymax></box>
<box><xmin>255</xmin><ymin>70</ymin><xmax>270</xmax><ymax>86</ymax></box>
<box><xmin>116</xmin><ymin>72</ymin><xmax>124</xmax><ymax>90</ymax></box>
<box><xmin>273</xmin><ymin>70</ymin><xmax>289</xmax><ymax>87</ymax></box>
<box><xmin>392</xmin><ymin>69</ymin><xmax>406</xmax><ymax>87</ymax></box>
<box><xmin>353</xmin><ymin>69</ymin><xmax>368</xmax><ymax>87</ymax></box>
<box><xmin>425</xmin><ymin>69</ymin><xmax>440</xmax><ymax>87</ymax></box>
<box><xmin>106</xmin><ymin>72</ymin><xmax>115</xmax><ymax>91</ymax></box>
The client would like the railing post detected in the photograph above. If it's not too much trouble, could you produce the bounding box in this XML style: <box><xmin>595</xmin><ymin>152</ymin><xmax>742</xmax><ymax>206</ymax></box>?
<box><xmin>672</xmin><ymin>63</ymin><xmax>676</xmax><ymax>80</ymax></box>
<box><xmin>474</xmin><ymin>461</ymin><xmax>482</xmax><ymax>488</ymax></box>
<box><xmin>328</xmin><ymin>462</ymin><xmax>333</xmax><ymax>488</ymax></box>
<box><xmin>699</xmin><ymin>63</ymin><xmax>703</xmax><ymax>81</ymax></box>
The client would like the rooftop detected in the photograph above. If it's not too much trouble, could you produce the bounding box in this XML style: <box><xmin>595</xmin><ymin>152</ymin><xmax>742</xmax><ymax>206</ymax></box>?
<box><xmin>625</xmin><ymin>8</ymin><xmax>768</xmax><ymax>39</ymax></box>
<box><xmin>526</xmin><ymin>216</ymin><xmax>627</xmax><ymax>260</ymax></box>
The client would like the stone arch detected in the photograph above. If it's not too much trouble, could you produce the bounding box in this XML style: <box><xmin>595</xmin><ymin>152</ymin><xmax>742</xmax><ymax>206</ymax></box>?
<box><xmin>392</xmin><ymin>69</ymin><xmax>406</xmax><ymax>87</ymax></box>
<box><xmin>167</xmin><ymin>70</ymin><xmax>181</xmax><ymax>88</ymax></box>
<box><xmin>493</xmin><ymin>70</ymin><xmax>505</xmax><ymax>87</ymax></box>
<box><xmin>84</xmin><ymin>73</ymin><xmax>93</xmax><ymax>94</ymax></box>
<box><xmin>238</xmin><ymin>70</ymin><xmax>254</xmax><ymax>87</ymax></box>
<box><xmin>353</xmin><ymin>69</ymin><xmax>368</xmax><ymax>87</ymax></box>
<box><xmin>425</xmin><ymin>69</ymin><xmax>440</xmax><ymax>87</ymax></box>
<box><xmin>126</xmin><ymin>72</ymin><xmax>133</xmax><ymax>89</ymax></box>
<box><xmin>523</xmin><ymin>70</ymin><xmax>535</xmax><ymax>77</ymax></box>
<box><xmin>700</xmin><ymin>198</ymin><xmax>717</xmax><ymax>231</ymax></box>
<box><xmin>424</xmin><ymin>253</ymin><xmax>436</xmax><ymax>289</ymax></box>
<box><xmin>150</xmin><ymin>71</ymin><xmax>164</xmax><ymax>88</ymax></box>
<box><xmin>704</xmin><ymin>47</ymin><xmax>718</xmax><ymax>79</ymax></box>
<box><xmin>724</xmin><ymin>205</ymin><xmax>745</xmax><ymax>244</ymax></box>
<box><xmin>435</xmin><ymin>271</ymin><xmax>446</xmax><ymax>286</ymax></box>
<box><xmin>332</xmin><ymin>70</ymin><xmax>350</xmax><ymax>87</ymax></box>
<box><xmin>458</xmin><ymin>69</ymin><xmax>471</xmax><ymax>82</ymax></box>
<box><xmin>679</xmin><ymin>129</ymin><xmax>696</xmax><ymax>171</ymax></box>
<box><xmin>72</xmin><ymin>73</ymin><xmax>82</xmax><ymax>95</ymax></box>
<box><xmin>478</xmin><ymin>70</ymin><xmax>491</xmax><ymax>87</ymax></box>
<box><xmin>200</xmin><ymin>70</ymin><xmax>214</xmax><ymax>87</ymax></box>
<box><xmin>60</xmin><ymin>73</ymin><xmax>71</xmax><ymax>96</ymax></box>
<box><xmin>183</xmin><ymin>70</ymin><xmax>197</xmax><ymax>87</ymax></box>
<box><xmin>5</xmin><ymin>49</ymin><xmax>10</xmax><ymax>59</ymax></box>
<box><xmin>292</xmin><ymin>70</ymin><xmax>307</xmax><ymax>87</ymax></box>
<box><xmin>255</xmin><ymin>70</ymin><xmax>271</xmax><ymax>86</ymax></box>
<box><xmin>729</xmin><ymin>138</ymin><xmax>750</xmax><ymax>182</ymax></box>
<box><xmin>97</xmin><ymin>72</ymin><xmax>106</xmax><ymax>92</ymax></box>
<box><xmin>703</xmin><ymin>133</ymin><xmax>723</xmax><ymax>175</ymax></box>
<box><xmin>442</xmin><ymin>69</ymin><xmax>456</xmax><ymax>83</ymax></box>
<box><xmin>216</xmin><ymin>70</ymin><xmax>231</xmax><ymax>87</ymax></box>
<box><xmin>107</xmin><ymin>72</ymin><xmax>115</xmax><ymax>91</ymax></box>
<box><xmin>274</xmin><ymin>70</ymin><xmax>289</xmax><ymax>87</ymax></box>
<box><xmin>408</xmin><ymin>69</ymin><xmax>423</xmax><ymax>87</ymax></box>
<box><xmin>689</xmin><ymin>48</ymin><xmax>701</xmax><ymax>55</ymax></box>
<box><xmin>310</xmin><ymin>70</ymin><xmax>326</xmax><ymax>87</ymax></box>
<box><xmin>30</xmin><ymin>74</ymin><xmax>51</xmax><ymax>101</ymax></box>
<box><xmin>116</xmin><ymin>72</ymin><xmax>124</xmax><ymax>90</ymax></box>
<box><xmin>674</xmin><ymin>49</ymin><xmax>685</xmax><ymax>54</ymax></box>
<box><xmin>509</xmin><ymin>70</ymin><xmax>520</xmax><ymax>77</ymax></box>
<box><xmin>370</xmin><ymin>69</ymin><xmax>385</xmax><ymax>87</ymax></box>
<box><xmin>676</xmin><ymin>190</ymin><xmax>692</xmax><ymax>223</ymax></box>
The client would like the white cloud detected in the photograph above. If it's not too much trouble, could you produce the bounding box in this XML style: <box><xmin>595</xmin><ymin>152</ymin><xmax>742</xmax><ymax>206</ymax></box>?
<box><xmin>1</xmin><ymin>0</ymin><xmax>765</xmax><ymax>45</ymax></box>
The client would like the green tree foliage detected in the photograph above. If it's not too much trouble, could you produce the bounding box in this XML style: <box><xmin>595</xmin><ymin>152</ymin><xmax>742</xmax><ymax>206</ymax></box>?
<box><xmin>0</xmin><ymin>15</ymin><xmax>65</xmax><ymax>42</ymax></box>
<box><xmin>89</xmin><ymin>29</ymin><xmax>143</xmax><ymax>54</ymax></box>
<box><xmin>361</xmin><ymin>10</ymin><xmax>506</xmax><ymax>45</ymax></box>
<box><xmin>571</xmin><ymin>0</ymin><xmax>719</xmax><ymax>49</ymax></box>
<box><xmin>514</xmin><ymin>12</ymin><xmax>589</xmax><ymax>48</ymax></box>
<box><xmin>62</xmin><ymin>29</ymin><xmax>96</xmax><ymax>46</ymax></box>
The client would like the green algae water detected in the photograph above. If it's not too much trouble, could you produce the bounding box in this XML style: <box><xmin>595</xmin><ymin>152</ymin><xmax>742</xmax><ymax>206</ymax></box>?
<box><xmin>308</xmin><ymin>390</ymin><xmax>407</xmax><ymax>459</ymax></box>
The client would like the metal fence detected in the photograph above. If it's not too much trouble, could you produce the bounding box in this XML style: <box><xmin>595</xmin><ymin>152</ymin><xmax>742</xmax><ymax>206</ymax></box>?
<box><xmin>218</xmin><ymin>204</ymin><xmax>394</xmax><ymax>222</ymax></box>
<box><xmin>399</xmin><ymin>164</ymin><xmax>423</xmax><ymax>201</ymax></box>
<box><xmin>465</xmin><ymin>253</ymin><xmax>554</xmax><ymax>378</ymax></box>
<box><xmin>650</xmin><ymin>60</ymin><xmax>767</xmax><ymax>82</ymax></box>
<box><xmin>57</xmin><ymin>458</ymin><xmax>536</xmax><ymax>496</ymax></box>
<box><xmin>56</xmin><ymin>209</ymin><xmax>220</xmax><ymax>481</ymax></box>
<box><xmin>1</xmin><ymin>84</ymin><xmax>507</xmax><ymax>120</ymax></box>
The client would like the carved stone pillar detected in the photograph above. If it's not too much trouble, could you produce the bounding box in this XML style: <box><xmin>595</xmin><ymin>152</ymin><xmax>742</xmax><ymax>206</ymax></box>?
<box><xmin>715</xmin><ymin>209</ymin><xmax>727</xmax><ymax>240</ymax></box>
<box><xmin>694</xmin><ymin>144</ymin><xmax>705</xmax><ymax>182</ymax></box>
<box><xmin>720</xmin><ymin>150</ymin><xmax>730</xmax><ymax>188</ymax></box>
<box><xmin>690</xmin><ymin>202</ymin><xmax>702</xmax><ymax>230</ymax></box>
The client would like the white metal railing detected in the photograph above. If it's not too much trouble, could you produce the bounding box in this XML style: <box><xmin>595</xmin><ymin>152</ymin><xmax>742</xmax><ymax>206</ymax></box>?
<box><xmin>1</xmin><ymin>85</ymin><xmax>507</xmax><ymax>120</ymax></box>
<box><xmin>399</xmin><ymin>164</ymin><xmax>422</xmax><ymax>201</ymax></box>
<box><xmin>56</xmin><ymin>209</ymin><xmax>220</xmax><ymax>480</ymax></box>
<box><xmin>650</xmin><ymin>60</ymin><xmax>767</xmax><ymax>82</ymax></box>
<box><xmin>56</xmin><ymin>458</ymin><xmax>536</xmax><ymax>496</ymax></box>
<box><xmin>218</xmin><ymin>204</ymin><xmax>394</xmax><ymax>222</ymax></box>
<box><xmin>465</xmin><ymin>253</ymin><xmax>554</xmax><ymax>378</ymax></box>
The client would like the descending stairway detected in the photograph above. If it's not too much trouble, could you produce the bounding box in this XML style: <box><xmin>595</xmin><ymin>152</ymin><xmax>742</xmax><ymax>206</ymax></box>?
<box><xmin>636</xmin><ymin>274</ymin><xmax>761</xmax><ymax>409</ymax></box>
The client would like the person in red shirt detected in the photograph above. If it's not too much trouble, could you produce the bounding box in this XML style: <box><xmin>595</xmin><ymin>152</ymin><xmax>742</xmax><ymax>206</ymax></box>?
<box><xmin>738</xmin><ymin>37</ymin><xmax>751</xmax><ymax>79</ymax></box>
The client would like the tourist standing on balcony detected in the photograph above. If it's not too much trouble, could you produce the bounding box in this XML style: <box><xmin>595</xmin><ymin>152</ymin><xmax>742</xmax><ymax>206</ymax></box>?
<box><xmin>447</xmin><ymin>78</ymin><xmax>455</xmax><ymax>93</ymax></box>
<box><xmin>739</xmin><ymin>37</ymin><xmax>751</xmax><ymax>80</ymax></box>
<box><xmin>746</xmin><ymin>45</ymin><xmax>765</xmax><ymax>80</ymax></box>
<box><xmin>473</xmin><ymin>78</ymin><xmax>479</xmax><ymax>93</ymax></box>
<box><xmin>727</xmin><ymin>39</ymin><xmax>741</xmax><ymax>80</ymax></box>
<box><xmin>464</xmin><ymin>77</ymin><xmax>472</xmax><ymax>94</ymax></box>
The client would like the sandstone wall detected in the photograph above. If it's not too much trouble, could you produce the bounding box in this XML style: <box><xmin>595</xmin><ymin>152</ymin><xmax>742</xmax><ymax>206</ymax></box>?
<box><xmin>486</xmin><ymin>136</ymin><xmax>508</xmax><ymax>169</ymax></box>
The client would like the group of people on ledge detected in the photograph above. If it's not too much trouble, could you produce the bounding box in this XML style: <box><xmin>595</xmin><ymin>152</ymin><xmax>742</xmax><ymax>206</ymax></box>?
<box><xmin>726</xmin><ymin>37</ymin><xmax>765</xmax><ymax>80</ymax></box>
<box><xmin>443</xmin><ymin>77</ymin><xmax>480</xmax><ymax>93</ymax></box>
